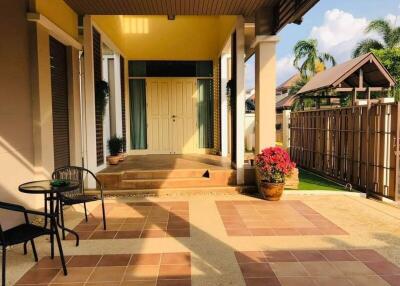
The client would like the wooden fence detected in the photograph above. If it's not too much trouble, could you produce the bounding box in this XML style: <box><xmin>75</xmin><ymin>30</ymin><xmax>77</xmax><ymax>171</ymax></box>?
<box><xmin>290</xmin><ymin>103</ymin><xmax>400</xmax><ymax>200</ymax></box>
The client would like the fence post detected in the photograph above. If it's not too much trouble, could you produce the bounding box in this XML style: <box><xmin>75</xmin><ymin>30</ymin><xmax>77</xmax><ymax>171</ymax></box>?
<box><xmin>282</xmin><ymin>110</ymin><xmax>291</xmax><ymax>150</ymax></box>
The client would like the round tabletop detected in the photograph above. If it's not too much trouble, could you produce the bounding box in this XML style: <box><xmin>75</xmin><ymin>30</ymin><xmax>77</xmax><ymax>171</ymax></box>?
<box><xmin>18</xmin><ymin>180</ymin><xmax>79</xmax><ymax>194</ymax></box>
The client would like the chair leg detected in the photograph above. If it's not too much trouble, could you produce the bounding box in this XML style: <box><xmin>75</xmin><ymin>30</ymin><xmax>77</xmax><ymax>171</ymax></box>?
<box><xmin>101</xmin><ymin>198</ymin><xmax>106</xmax><ymax>230</ymax></box>
<box><xmin>23</xmin><ymin>241</ymin><xmax>27</xmax><ymax>255</ymax></box>
<box><xmin>83</xmin><ymin>202</ymin><xmax>88</xmax><ymax>222</ymax></box>
<box><xmin>30</xmin><ymin>240</ymin><xmax>38</xmax><ymax>262</ymax></box>
<box><xmin>2</xmin><ymin>246</ymin><xmax>6</xmax><ymax>286</ymax></box>
<box><xmin>44</xmin><ymin>194</ymin><xmax>48</xmax><ymax>229</ymax></box>
<box><xmin>50</xmin><ymin>231</ymin><xmax>54</xmax><ymax>259</ymax></box>
<box><xmin>60</xmin><ymin>202</ymin><xmax>66</xmax><ymax>240</ymax></box>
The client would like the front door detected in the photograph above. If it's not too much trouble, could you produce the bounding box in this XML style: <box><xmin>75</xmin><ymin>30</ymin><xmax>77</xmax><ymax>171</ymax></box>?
<box><xmin>147</xmin><ymin>78</ymin><xmax>197</xmax><ymax>154</ymax></box>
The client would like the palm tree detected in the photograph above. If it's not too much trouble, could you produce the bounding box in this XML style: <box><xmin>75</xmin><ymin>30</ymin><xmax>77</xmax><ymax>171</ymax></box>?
<box><xmin>353</xmin><ymin>19</ymin><xmax>400</xmax><ymax>58</ymax></box>
<box><xmin>293</xmin><ymin>39</ymin><xmax>336</xmax><ymax>77</ymax></box>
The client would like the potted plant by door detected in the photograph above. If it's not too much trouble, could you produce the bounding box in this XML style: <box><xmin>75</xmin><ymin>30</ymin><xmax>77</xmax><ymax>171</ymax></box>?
<box><xmin>255</xmin><ymin>147</ymin><xmax>295</xmax><ymax>201</ymax></box>
<box><xmin>107</xmin><ymin>136</ymin><xmax>123</xmax><ymax>165</ymax></box>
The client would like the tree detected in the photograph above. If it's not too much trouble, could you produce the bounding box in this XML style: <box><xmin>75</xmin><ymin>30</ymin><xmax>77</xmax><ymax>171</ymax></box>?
<box><xmin>353</xmin><ymin>19</ymin><xmax>400</xmax><ymax>58</ymax></box>
<box><xmin>293</xmin><ymin>39</ymin><xmax>336</xmax><ymax>77</ymax></box>
<box><xmin>372</xmin><ymin>48</ymin><xmax>400</xmax><ymax>99</ymax></box>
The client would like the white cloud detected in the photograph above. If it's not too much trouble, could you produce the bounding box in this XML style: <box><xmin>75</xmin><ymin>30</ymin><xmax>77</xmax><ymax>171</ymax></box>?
<box><xmin>385</xmin><ymin>14</ymin><xmax>400</xmax><ymax>26</ymax></box>
<box><xmin>277</xmin><ymin>55</ymin><xmax>297</xmax><ymax>85</ymax></box>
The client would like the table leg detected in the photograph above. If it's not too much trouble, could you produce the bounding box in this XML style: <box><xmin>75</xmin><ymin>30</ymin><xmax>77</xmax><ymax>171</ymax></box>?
<box><xmin>49</xmin><ymin>193</ymin><xmax>67</xmax><ymax>275</ymax></box>
<box><xmin>54</xmin><ymin>200</ymin><xmax>80</xmax><ymax>247</ymax></box>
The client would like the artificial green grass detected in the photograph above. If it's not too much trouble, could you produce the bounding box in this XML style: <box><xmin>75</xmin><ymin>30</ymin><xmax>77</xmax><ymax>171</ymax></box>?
<box><xmin>297</xmin><ymin>168</ymin><xmax>345</xmax><ymax>191</ymax></box>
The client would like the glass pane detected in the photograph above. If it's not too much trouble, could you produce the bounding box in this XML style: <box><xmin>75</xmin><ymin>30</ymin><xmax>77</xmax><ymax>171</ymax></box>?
<box><xmin>129</xmin><ymin>79</ymin><xmax>147</xmax><ymax>149</ymax></box>
<box><xmin>198</xmin><ymin>79</ymin><xmax>214</xmax><ymax>148</ymax></box>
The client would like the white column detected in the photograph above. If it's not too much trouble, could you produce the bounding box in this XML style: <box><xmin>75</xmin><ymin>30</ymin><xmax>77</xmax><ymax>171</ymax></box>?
<box><xmin>254</xmin><ymin>36</ymin><xmax>279</xmax><ymax>154</ymax></box>
<box><xmin>220</xmin><ymin>53</ymin><xmax>230</xmax><ymax>157</ymax></box>
<box><xmin>282</xmin><ymin>110</ymin><xmax>291</xmax><ymax>150</ymax></box>
<box><xmin>235</xmin><ymin>17</ymin><xmax>245</xmax><ymax>185</ymax></box>
<box><xmin>82</xmin><ymin>15</ymin><xmax>98</xmax><ymax>187</ymax></box>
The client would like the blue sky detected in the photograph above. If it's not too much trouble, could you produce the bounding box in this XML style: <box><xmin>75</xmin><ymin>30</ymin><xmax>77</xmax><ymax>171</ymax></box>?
<box><xmin>245</xmin><ymin>0</ymin><xmax>400</xmax><ymax>89</ymax></box>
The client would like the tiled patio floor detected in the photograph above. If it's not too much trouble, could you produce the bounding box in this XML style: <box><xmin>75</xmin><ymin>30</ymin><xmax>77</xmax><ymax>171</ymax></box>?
<box><xmin>236</xmin><ymin>249</ymin><xmax>400</xmax><ymax>286</ymax></box>
<box><xmin>216</xmin><ymin>200</ymin><xmax>347</xmax><ymax>236</ymax></box>
<box><xmin>7</xmin><ymin>193</ymin><xmax>400</xmax><ymax>286</ymax></box>
<box><xmin>16</xmin><ymin>252</ymin><xmax>191</xmax><ymax>285</ymax></box>
<box><xmin>67</xmin><ymin>201</ymin><xmax>190</xmax><ymax>240</ymax></box>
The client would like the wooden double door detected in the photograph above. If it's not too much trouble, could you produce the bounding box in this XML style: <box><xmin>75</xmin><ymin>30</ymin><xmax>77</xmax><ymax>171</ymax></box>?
<box><xmin>146</xmin><ymin>78</ymin><xmax>198</xmax><ymax>154</ymax></box>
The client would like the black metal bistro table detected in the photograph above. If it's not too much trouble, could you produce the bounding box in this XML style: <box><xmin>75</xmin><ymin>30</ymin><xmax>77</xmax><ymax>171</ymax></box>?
<box><xmin>18</xmin><ymin>180</ymin><xmax>80</xmax><ymax>275</ymax></box>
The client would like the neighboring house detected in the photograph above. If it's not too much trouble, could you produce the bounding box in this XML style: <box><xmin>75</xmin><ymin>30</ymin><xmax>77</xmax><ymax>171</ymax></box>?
<box><xmin>1</xmin><ymin>0</ymin><xmax>319</xmax><ymax>216</ymax></box>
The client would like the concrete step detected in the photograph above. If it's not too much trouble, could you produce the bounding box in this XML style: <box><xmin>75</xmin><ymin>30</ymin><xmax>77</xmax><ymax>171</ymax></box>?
<box><xmin>97</xmin><ymin>169</ymin><xmax>237</xmax><ymax>190</ymax></box>
<box><xmin>122</xmin><ymin>169</ymin><xmax>208</xmax><ymax>180</ymax></box>
<box><xmin>120</xmin><ymin>177</ymin><xmax>213</xmax><ymax>189</ymax></box>
<box><xmin>87</xmin><ymin>185</ymin><xmax>257</xmax><ymax>197</ymax></box>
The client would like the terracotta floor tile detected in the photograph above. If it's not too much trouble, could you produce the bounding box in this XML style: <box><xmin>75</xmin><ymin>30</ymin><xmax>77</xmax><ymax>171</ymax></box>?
<box><xmin>291</xmin><ymin>251</ymin><xmax>326</xmax><ymax>262</ymax></box>
<box><xmin>381</xmin><ymin>275</ymin><xmax>400</xmax><ymax>286</ymax></box>
<box><xmin>331</xmin><ymin>261</ymin><xmax>377</xmax><ymax>276</ymax></box>
<box><xmin>89</xmin><ymin>231</ymin><xmax>117</xmax><ymax>240</ymax></box>
<box><xmin>312</xmin><ymin>276</ymin><xmax>353</xmax><ymax>286</ymax></box>
<box><xmin>244</xmin><ymin>277</ymin><xmax>281</xmax><ymax>286</ymax></box>
<box><xmin>34</xmin><ymin>256</ymin><xmax>71</xmax><ymax>269</ymax></box>
<box><xmin>120</xmin><ymin>280</ymin><xmax>157</xmax><ymax>286</ymax></box>
<box><xmin>273</xmin><ymin>228</ymin><xmax>301</xmax><ymax>236</ymax></box>
<box><xmin>235</xmin><ymin>251</ymin><xmax>267</xmax><ymax>264</ymax></box>
<box><xmin>120</xmin><ymin>223</ymin><xmax>144</xmax><ymax>231</ymax></box>
<box><xmin>115</xmin><ymin>231</ymin><xmax>142</xmax><ymax>239</ymax></box>
<box><xmin>349</xmin><ymin>249</ymin><xmax>386</xmax><ymax>262</ymax></box>
<box><xmin>130</xmin><ymin>254</ymin><xmax>161</xmax><ymax>265</ymax></box>
<box><xmin>278</xmin><ymin>276</ymin><xmax>316</xmax><ymax>286</ymax></box>
<box><xmin>140</xmin><ymin>229</ymin><xmax>167</xmax><ymax>238</ymax></box>
<box><xmin>264</xmin><ymin>251</ymin><xmax>297</xmax><ymax>262</ymax></box>
<box><xmin>319</xmin><ymin>250</ymin><xmax>355</xmax><ymax>261</ymax></box>
<box><xmin>249</xmin><ymin>228</ymin><xmax>276</xmax><ymax>236</ymax></box>
<box><xmin>156</xmin><ymin>279</ymin><xmax>191</xmax><ymax>286</ymax></box>
<box><xmin>16</xmin><ymin>269</ymin><xmax>60</xmax><ymax>284</ymax></box>
<box><xmin>166</xmin><ymin>228</ymin><xmax>190</xmax><ymax>237</ymax></box>
<box><xmin>51</xmin><ymin>267</ymin><xmax>94</xmax><ymax>283</ymax></box>
<box><xmin>158</xmin><ymin>264</ymin><xmax>191</xmax><ymax>280</ymax></box>
<box><xmin>269</xmin><ymin>262</ymin><xmax>308</xmax><ymax>277</ymax></box>
<box><xmin>86</xmin><ymin>283</ymin><xmax>121</xmax><ymax>286</ymax></box>
<box><xmin>365</xmin><ymin>261</ymin><xmax>400</xmax><ymax>275</ymax></box>
<box><xmin>347</xmin><ymin>275</ymin><xmax>391</xmax><ymax>286</ymax></box>
<box><xmin>98</xmin><ymin>254</ymin><xmax>131</xmax><ymax>266</ymax></box>
<box><xmin>123</xmin><ymin>265</ymin><xmax>159</xmax><ymax>281</ymax></box>
<box><xmin>74</xmin><ymin>224</ymin><xmax>99</xmax><ymax>232</ymax></box>
<box><xmin>67</xmin><ymin>255</ymin><xmax>102</xmax><ymax>267</ymax></box>
<box><xmin>161</xmin><ymin>253</ymin><xmax>191</xmax><ymax>265</ymax></box>
<box><xmin>66</xmin><ymin>231</ymin><xmax>92</xmax><ymax>240</ymax></box>
<box><xmin>239</xmin><ymin>263</ymin><xmax>275</xmax><ymax>278</ymax></box>
<box><xmin>226</xmin><ymin>228</ymin><xmax>252</xmax><ymax>236</ymax></box>
<box><xmin>301</xmin><ymin>261</ymin><xmax>343</xmax><ymax>277</ymax></box>
<box><xmin>87</xmin><ymin>266</ymin><xmax>126</xmax><ymax>282</ymax></box>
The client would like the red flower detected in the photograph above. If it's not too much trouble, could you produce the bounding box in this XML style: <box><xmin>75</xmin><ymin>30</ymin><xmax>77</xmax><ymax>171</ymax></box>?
<box><xmin>255</xmin><ymin>147</ymin><xmax>295</xmax><ymax>183</ymax></box>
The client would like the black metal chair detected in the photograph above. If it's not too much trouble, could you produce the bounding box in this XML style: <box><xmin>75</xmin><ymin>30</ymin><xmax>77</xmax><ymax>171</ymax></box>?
<box><xmin>0</xmin><ymin>201</ymin><xmax>67</xmax><ymax>286</ymax></box>
<box><xmin>51</xmin><ymin>166</ymin><xmax>106</xmax><ymax>239</ymax></box>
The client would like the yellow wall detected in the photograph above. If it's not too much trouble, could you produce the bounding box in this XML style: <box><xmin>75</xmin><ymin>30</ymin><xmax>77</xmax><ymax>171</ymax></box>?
<box><xmin>93</xmin><ymin>15</ymin><xmax>236</xmax><ymax>60</ymax></box>
<box><xmin>35</xmin><ymin>0</ymin><xmax>78</xmax><ymax>39</ymax></box>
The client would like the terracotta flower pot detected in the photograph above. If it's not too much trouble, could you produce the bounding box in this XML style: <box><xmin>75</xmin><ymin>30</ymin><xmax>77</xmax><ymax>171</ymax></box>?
<box><xmin>118</xmin><ymin>152</ymin><xmax>125</xmax><ymax>161</ymax></box>
<box><xmin>259</xmin><ymin>181</ymin><xmax>284</xmax><ymax>201</ymax></box>
<box><xmin>107</xmin><ymin>155</ymin><xmax>120</xmax><ymax>165</ymax></box>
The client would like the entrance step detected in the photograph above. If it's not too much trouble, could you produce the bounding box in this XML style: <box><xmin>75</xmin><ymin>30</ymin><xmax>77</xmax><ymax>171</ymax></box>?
<box><xmin>122</xmin><ymin>169</ymin><xmax>209</xmax><ymax>180</ymax></box>
<box><xmin>97</xmin><ymin>169</ymin><xmax>237</xmax><ymax>190</ymax></box>
<box><xmin>87</xmin><ymin>186</ymin><xmax>257</xmax><ymax>197</ymax></box>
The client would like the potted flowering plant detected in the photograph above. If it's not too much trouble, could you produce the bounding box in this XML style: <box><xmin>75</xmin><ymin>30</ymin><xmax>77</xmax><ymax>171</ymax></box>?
<box><xmin>255</xmin><ymin>147</ymin><xmax>295</xmax><ymax>201</ymax></box>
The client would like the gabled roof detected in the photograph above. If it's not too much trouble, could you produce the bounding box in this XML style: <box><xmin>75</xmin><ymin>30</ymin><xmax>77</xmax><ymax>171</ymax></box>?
<box><xmin>297</xmin><ymin>52</ymin><xmax>396</xmax><ymax>95</ymax></box>
<box><xmin>276</xmin><ymin>94</ymin><xmax>297</xmax><ymax>110</ymax></box>
<box><xmin>276</xmin><ymin>74</ymin><xmax>301</xmax><ymax>92</ymax></box>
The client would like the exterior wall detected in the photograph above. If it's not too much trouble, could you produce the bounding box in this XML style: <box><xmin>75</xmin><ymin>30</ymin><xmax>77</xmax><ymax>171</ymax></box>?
<box><xmin>35</xmin><ymin>0</ymin><xmax>78</xmax><ymax>39</ymax></box>
<box><xmin>0</xmin><ymin>1</ymin><xmax>41</xmax><ymax>227</ymax></box>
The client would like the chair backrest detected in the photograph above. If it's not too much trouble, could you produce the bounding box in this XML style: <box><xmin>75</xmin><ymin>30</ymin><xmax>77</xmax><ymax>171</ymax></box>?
<box><xmin>52</xmin><ymin>166</ymin><xmax>85</xmax><ymax>197</ymax></box>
